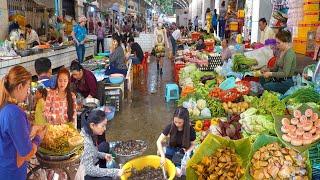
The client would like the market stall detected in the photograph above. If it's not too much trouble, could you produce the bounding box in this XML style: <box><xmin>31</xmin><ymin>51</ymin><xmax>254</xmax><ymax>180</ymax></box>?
<box><xmin>0</xmin><ymin>42</ymin><xmax>95</xmax><ymax>78</ymax></box>
<box><xmin>173</xmin><ymin>44</ymin><xmax>320</xmax><ymax>178</ymax></box>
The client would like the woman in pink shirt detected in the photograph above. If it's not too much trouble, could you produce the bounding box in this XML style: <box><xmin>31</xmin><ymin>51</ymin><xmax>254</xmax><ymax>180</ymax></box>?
<box><xmin>45</xmin><ymin>68</ymin><xmax>77</xmax><ymax>127</ymax></box>
<box><xmin>221</xmin><ymin>39</ymin><xmax>232</xmax><ymax>61</ymax></box>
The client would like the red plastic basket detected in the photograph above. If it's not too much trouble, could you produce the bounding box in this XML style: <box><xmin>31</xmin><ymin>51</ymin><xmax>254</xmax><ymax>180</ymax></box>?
<box><xmin>243</xmin><ymin>76</ymin><xmax>260</xmax><ymax>82</ymax></box>
<box><xmin>174</xmin><ymin>63</ymin><xmax>186</xmax><ymax>82</ymax></box>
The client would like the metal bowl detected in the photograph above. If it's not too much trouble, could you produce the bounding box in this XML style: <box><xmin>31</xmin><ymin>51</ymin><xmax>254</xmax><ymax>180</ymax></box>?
<box><xmin>17</xmin><ymin>49</ymin><xmax>32</xmax><ymax>57</ymax></box>
<box><xmin>83</xmin><ymin>98</ymin><xmax>100</xmax><ymax>108</ymax></box>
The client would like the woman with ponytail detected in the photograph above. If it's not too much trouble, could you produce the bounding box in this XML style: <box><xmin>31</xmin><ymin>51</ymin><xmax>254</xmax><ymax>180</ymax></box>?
<box><xmin>80</xmin><ymin>110</ymin><xmax>122</xmax><ymax>179</ymax></box>
<box><xmin>44</xmin><ymin>67</ymin><xmax>77</xmax><ymax>127</ymax></box>
<box><xmin>0</xmin><ymin>66</ymin><xmax>46</xmax><ymax>180</ymax></box>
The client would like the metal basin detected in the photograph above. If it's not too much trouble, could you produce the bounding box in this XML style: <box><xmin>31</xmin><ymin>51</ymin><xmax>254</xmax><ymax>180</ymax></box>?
<box><xmin>83</xmin><ymin>97</ymin><xmax>100</xmax><ymax>108</ymax></box>
<box><xmin>110</xmin><ymin>140</ymin><xmax>147</xmax><ymax>164</ymax></box>
<box><xmin>17</xmin><ymin>49</ymin><xmax>33</xmax><ymax>57</ymax></box>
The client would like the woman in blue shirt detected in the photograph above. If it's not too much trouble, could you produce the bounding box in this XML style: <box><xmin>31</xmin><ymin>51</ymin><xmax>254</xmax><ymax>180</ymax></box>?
<box><xmin>0</xmin><ymin>66</ymin><xmax>46</xmax><ymax>180</ymax></box>
<box><xmin>72</xmin><ymin>15</ymin><xmax>88</xmax><ymax>63</ymax></box>
<box><xmin>212</xmin><ymin>9</ymin><xmax>218</xmax><ymax>35</ymax></box>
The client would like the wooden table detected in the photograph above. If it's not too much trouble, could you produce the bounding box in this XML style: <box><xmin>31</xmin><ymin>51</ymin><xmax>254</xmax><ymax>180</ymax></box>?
<box><xmin>27</xmin><ymin>153</ymin><xmax>81</xmax><ymax>180</ymax></box>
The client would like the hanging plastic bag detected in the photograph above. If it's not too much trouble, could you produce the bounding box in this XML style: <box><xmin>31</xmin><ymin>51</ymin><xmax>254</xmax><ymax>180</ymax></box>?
<box><xmin>180</xmin><ymin>151</ymin><xmax>191</xmax><ymax>176</ymax></box>
<box><xmin>244</xmin><ymin>46</ymin><xmax>274</xmax><ymax>70</ymax></box>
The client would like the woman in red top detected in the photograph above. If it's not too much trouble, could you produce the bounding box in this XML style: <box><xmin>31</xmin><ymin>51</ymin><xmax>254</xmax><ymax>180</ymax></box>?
<box><xmin>45</xmin><ymin>68</ymin><xmax>77</xmax><ymax>127</ymax></box>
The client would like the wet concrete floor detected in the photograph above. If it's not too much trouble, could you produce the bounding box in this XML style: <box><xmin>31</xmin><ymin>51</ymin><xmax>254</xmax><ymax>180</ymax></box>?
<box><xmin>106</xmin><ymin>56</ymin><xmax>177</xmax><ymax>155</ymax></box>
<box><xmin>105</xmin><ymin>53</ymin><xmax>316</xmax><ymax>155</ymax></box>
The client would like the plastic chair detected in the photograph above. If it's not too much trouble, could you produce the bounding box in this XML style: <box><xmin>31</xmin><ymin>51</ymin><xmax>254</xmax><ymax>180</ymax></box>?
<box><xmin>165</xmin><ymin>83</ymin><xmax>179</xmax><ymax>102</ymax></box>
<box><xmin>133</xmin><ymin>52</ymin><xmax>149</xmax><ymax>75</ymax></box>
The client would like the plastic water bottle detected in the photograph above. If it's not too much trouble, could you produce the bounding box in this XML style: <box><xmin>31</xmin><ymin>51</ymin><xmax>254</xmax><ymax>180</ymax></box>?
<box><xmin>296</xmin><ymin>74</ymin><xmax>302</xmax><ymax>87</ymax></box>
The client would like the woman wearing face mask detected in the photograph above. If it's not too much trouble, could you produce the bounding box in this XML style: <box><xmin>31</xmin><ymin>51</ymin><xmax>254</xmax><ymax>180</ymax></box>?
<box><xmin>0</xmin><ymin>66</ymin><xmax>46</xmax><ymax>180</ymax></box>
<box><xmin>153</xmin><ymin>22</ymin><xmax>169</xmax><ymax>74</ymax></box>
<box><xmin>105</xmin><ymin>33</ymin><xmax>128</xmax><ymax>76</ymax></box>
<box><xmin>156</xmin><ymin>107</ymin><xmax>196</xmax><ymax>172</ymax></box>
<box><xmin>260</xmin><ymin>30</ymin><xmax>297</xmax><ymax>94</ymax></box>
<box><xmin>44</xmin><ymin>68</ymin><xmax>77</xmax><ymax>127</ymax></box>
<box><xmin>81</xmin><ymin>110</ymin><xmax>123</xmax><ymax>179</ymax></box>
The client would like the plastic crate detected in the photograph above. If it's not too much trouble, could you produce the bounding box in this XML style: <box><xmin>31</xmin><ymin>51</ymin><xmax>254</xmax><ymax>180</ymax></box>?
<box><xmin>298</xmin><ymin>21</ymin><xmax>320</xmax><ymax>38</ymax></box>
<box><xmin>198</xmin><ymin>55</ymin><xmax>222</xmax><ymax>71</ymax></box>
<box><xmin>293</xmin><ymin>38</ymin><xmax>308</xmax><ymax>54</ymax></box>
<box><xmin>230</xmin><ymin>22</ymin><xmax>238</xmax><ymax>31</ymax></box>
<box><xmin>237</xmin><ymin>10</ymin><xmax>245</xmax><ymax>18</ymax></box>
<box><xmin>309</xmin><ymin>144</ymin><xmax>320</xmax><ymax>178</ymax></box>
<box><xmin>304</xmin><ymin>0</ymin><xmax>320</xmax><ymax>11</ymax></box>
<box><xmin>304</xmin><ymin>11</ymin><xmax>320</xmax><ymax>22</ymax></box>
<box><xmin>105</xmin><ymin>89</ymin><xmax>122</xmax><ymax>111</ymax></box>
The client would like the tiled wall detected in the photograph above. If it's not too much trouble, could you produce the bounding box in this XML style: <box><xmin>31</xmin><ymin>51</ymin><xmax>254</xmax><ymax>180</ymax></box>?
<box><xmin>0</xmin><ymin>43</ymin><xmax>95</xmax><ymax>78</ymax></box>
<box><xmin>104</xmin><ymin>33</ymin><xmax>155</xmax><ymax>53</ymax></box>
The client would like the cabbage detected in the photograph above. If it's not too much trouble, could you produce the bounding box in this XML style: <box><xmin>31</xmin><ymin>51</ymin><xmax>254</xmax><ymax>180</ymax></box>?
<box><xmin>183</xmin><ymin>101</ymin><xmax>190</xmax><ymax>109</ymax></box>
<box><xmin>196</xmin><ymin>99</ymin><xmax>207</xmax><ymax>110</ymax></box>
<box><xmin>192</xmin><ymin>108</ymin><xmax>200</xmax><ymax>117</ymax></box>
<box><xmin>200</xmin><ymin>108</ymin><xmax>211</xmax><ymax>118</ymax></box>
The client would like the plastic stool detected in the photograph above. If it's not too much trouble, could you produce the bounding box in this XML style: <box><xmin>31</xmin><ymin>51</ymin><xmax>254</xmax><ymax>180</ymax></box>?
<box><xmin>165</xmin><ymin>83</ymin><xmax>179</xmax><ymax>102</ymax></box>
<box><xmin>98</xmin><ymin>52</ymin><xmax>110</xmax><ymax>57</ymax></box>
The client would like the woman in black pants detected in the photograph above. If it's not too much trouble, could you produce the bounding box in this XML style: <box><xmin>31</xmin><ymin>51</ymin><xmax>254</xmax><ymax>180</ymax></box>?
<box><xmin>96</xmin><ymin>22</ymin><xmax>105</xmax><ymax>53</ymax></box>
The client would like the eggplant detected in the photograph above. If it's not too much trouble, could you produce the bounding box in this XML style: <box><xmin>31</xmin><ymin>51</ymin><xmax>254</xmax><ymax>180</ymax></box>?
<box><xmin>200</xmin><ymin>75</ymin><xmax>215</xmax><ymax>84</ymax></box>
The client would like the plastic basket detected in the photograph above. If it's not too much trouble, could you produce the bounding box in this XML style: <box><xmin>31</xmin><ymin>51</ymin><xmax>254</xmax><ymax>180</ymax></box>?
<box><xmin>237</xmin><ymin>10</ymin><xmax>245</xmax><ymax>18</ymax></box>
<box><xmin>198</xmin><ymin>55</ymin><xmax>222</xmax><ymax>71</ymax></box>
<box><xmin>204</xmin><ymin>41</ymin><xmax>215</xmax><ymax>52</ymax></box>
<box><xmin>191</xmin><ymin>32</ymin><xmax>201</xmax><ymax>41</ymax></box>
<box><xmin>230</xmin><ymin>22</ymin><xmax>238</xmax><ymax>31</ymax></box>
<box><xmin>174</xmin><ymin>63</ymin><xmax>186</xmax><ymax>82</ymax></box>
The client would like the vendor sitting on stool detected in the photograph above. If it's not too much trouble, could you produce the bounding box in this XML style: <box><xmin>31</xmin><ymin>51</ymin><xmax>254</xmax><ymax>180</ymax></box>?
<box><xmin>156</xmin><ymin>107</ymin><xmax>196</xmax><ymax>176</ymax></box>
<box><xmin>260</xmin><ymin>30</ymin><xmax>296</xmax><ymax>94</ymax></box>
<box><xmin>70</xmin><ymin>60</ymin><xmax>98</xmax><ymax>98</ymax></box>
<box><xmin>105</xmin><ymin>34</ymin><xmax>128</xmax><ymax>76</ymax></box>
<box><xmin>81</xmin><ymin>110</ymin><xmax>123</xmax><ymax>179</ymax></box>
<box><xmin>127</xmin><ymin>37</ymin><xmax>144</xmax><ymax>65</ymax></box>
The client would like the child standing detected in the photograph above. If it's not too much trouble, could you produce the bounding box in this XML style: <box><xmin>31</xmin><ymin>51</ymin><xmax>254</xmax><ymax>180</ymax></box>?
<box><xmin>34</xmin><ymin>87</ymin><xmax>48</xmax><ymax>125</ymax></box>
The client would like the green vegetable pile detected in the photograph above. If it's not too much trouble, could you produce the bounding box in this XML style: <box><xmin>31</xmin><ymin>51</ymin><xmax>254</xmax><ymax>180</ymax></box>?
<box><xmin>244</xmin><ymin>91</ymin><xmax>286</xmax><ymax>116</ymax></box>
<box><xmin>207</xmin><ymin>98</ymin><xmax>226</xmax><ymax>117</ymax></box>
<box><xmin>282</xmin><ymin>87</ymin><xmax>320</xmax><ymax>105</ymax></box>
<box><xmin>239</xmin><ymin>108</ymin><xmax>275</xmax><ymax>140</ymax></box>
<box><xmin>232</xmin><ymin>54</ymin><xmax>257</xmax><ymax>72</ymax></box>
